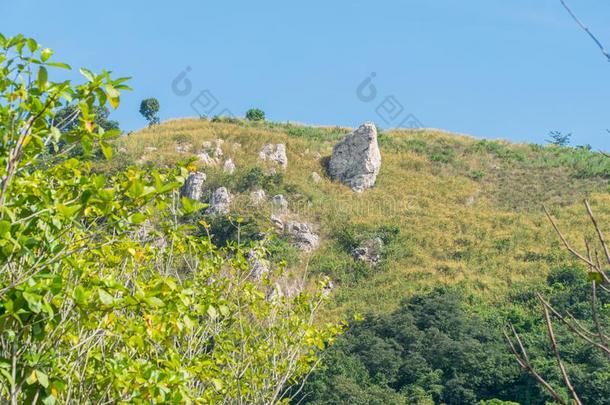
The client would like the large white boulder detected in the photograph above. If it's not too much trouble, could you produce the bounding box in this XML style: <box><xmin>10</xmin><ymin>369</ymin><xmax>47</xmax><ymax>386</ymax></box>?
<box><xmin>181</xmin><ymin>172</ymin><xmax>206</xmax><ymax>201</ymax></box>
<box><xmin>328</xmin><ymin>122</ymin><xmax>381</xmax><ymax>192</ymax></box>
<box><xmin>207</xmin><ymin>187</ymin><xmax>232</xmax><ymax>215</ymax></box>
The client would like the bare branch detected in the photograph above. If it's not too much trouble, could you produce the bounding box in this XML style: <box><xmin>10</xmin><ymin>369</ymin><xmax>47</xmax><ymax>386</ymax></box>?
<box><xmin>560</xmin><ymin>0</ymin><xmax>610</xmax><ymax>62</ymax></box>
<box><xmin>540</xmin><ymin>296</ymin><xmax>582</xmax><ymax>405</ymax></box>
<box><xmin>504</xmin><ymin>327</ymin><xmax>568</xmax><ymax>405</ymax></box>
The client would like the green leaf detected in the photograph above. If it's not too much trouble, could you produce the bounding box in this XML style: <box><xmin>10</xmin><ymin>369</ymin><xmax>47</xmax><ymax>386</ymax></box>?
<box><xmin>587</xmin><ymin>272</ymin><xmax>604</xmax><ymax>284</ymax></box>
<box><xmin>35</xmin><ymin>370</ymin><xmax>49</xmax><ymax>388</ymax></box>
<box><xmin>104</xmin><ymin>84</ymin><xmax>120</xmax><ymax>99</ymax></box>
<box><xmin>73</xmin><ymin>286</ymin><xmax>87</xmax><ymax>305</ymax></box>
<box><xmin>46</xmin><ymin>61</ymin><xmax>71</xmax><ymax>70</ymax></box>
<box><xmin>50</xmin><ymin>126</ymin><xmax>61</xmax><ymax>143</ymax></box>
<box><xmin>56</xmin><ymin>204</ymin><xmax>81</xmax><ymax>218</ymax></box>
<box><xmin>26</xmin><ymin>370</ymin><xmax>37</xmax><ymax>385</ymax></box>
<box><xmin>207</xmin><ymin>305</ymin><xmax>218</xmax><ymax>320</ymax></box>
<box><xmin>0</xmin><ymin>220</ymin><xmax>10</xmax><ymax>238</ymax></box>
<box><xmin>42</xmin><ymin>395</ymin><xmax>57</xmax><ymax>405</ymax></box>
<box><xmin>98</xmin><ymin>289</ymin><xmax>114</xmax><ymax>305</ymax></box>
<box><xmin>79</xmin><ymin>68</ymin><xmax>95</xmax><ymax>82</ymax></box>
<box><xmin>129</xmin><ymin>212</ymin><xmax>147</xmax><ymax>224</ymax></box>
<box><xmin>22</xmin><ymin>292</ymin><xmax>43</xmax><ymax>314</ymax></box>
<box><xmin>40</xmin><ymin>48</ymin><xmax>53</xmax><ymax>62</ymax></box>
<box><xmin>146</xmin><ymin>297</ymin><xmax>164</xmax><ymax>308</ymax></box>
<box><xmin>27</xmin><ymin>38</ymin><xmax>38</xmax><ymax>53</ymax></box>
<box><xmin>37</xmin><ymin>66</ymin><xmax>48</xmax><ymax>88</ymax></box>
<box><xmin>100</xmin><ymin>141</ymin><xmax>112</xmax><ymax>160</ymax></box>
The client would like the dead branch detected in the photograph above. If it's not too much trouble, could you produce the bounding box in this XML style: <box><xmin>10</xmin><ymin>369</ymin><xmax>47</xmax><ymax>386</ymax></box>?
<box><xmin>504</xmin><ymin>326</ymin><xmax>567</xmax><ymax>405</ymax></box>
<box><xmin>559</xmin><ymin>0</ymin><xmax>610</xmax><ymax>62</ymax></box>
<box><xmin>540</xmin><ymin>296</ymin><xmax>583</xmax><ymax>405</ymax></box>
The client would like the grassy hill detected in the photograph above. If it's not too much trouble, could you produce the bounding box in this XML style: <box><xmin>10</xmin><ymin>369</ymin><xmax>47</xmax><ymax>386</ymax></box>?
<box><xmin>104</xmin><ymin>118</ymin><xmax>610</xmax><ymax>318</ymax></box>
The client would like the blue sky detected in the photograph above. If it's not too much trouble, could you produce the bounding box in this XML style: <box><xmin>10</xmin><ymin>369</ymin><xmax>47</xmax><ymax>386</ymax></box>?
<box><xmin>2</xmin><ymin>0</ymin><xmax>610</xmax><ymax>149</ymax></box>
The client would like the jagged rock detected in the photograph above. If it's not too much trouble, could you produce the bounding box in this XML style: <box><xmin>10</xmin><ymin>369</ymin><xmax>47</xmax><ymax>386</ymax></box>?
<box><xmin>352</xmin><ymin>237</ymin><xmax>384</xmax><ymax>265</ymax></box>
<box><xmin>311</xmin><ymin>172</ymin><xmax>322</xmax><ymax>183</ymax></box>
<box><xmin>197</xmin><ymin>151</ymin><xmax>217</xmax><ymax>166</ymax></box>
<box><xmin>207</xmin><ymin>187</ymin><xmax>231</xmax><ymax>215</ymax></box>
<box><xmin>322</xmin><ymin>280</ymin><xmax>334</xmax><ymax>296</ymax></box>
<box><xmin>250</xmin><ymin>189</ymin><xmax>266</xmax><ymax>205</ymax></box>
<box><xmin>285</xmin><ymin>221</ymin><xmax>319</xmax><ymax>252</ymax></box>
<box><xmin>181</xmin><ymin>172</ymin><xmax>207</xmax><ymax>201</ymax></box>
<box><xmin>175</xmin><ymin>143</ymin><xmax>192</xmax><ymax>153</ymax></box>
<box><xmin>213</xmin><ymin>145</ymin><xmax>223</xmax><ymax>158</ymax></box>
<box><xmin>202</xmin><ymin>141</ymin><xmax>213</xmax><ymax>149</ymax></box>
<box><xmin>259</xmin><ymin>144</ymin><xmax>288</xmax><ymax>168</ymax></box>
<box><xmin>270</xmin><ymin>215</ymin><xmax>284</xmax><ymax>230</ymax></box>
<box><xmin>118</xmin><ymin>147</ymin><xmax>128</xmax><ymax>153</ymax></box>
<box><xmin>245</xmin><ymin>250</ymin><xmax>269</xmax><ymax>280</ymax></box>
<box><xmin>271</xmin><ymin>194</ymin><xmax>288</xmax><ymax>213</ymax></box>
<box><xmin>328</xmin><ymin>122</ymin><xmax>381</xmax><ymax>192</ymax></box>
<box><xmin>144</xmin><ymin>146</ymin><xmax>158</xmax><ymax>152</ymax></box>
<box><xmin>223</xmin><ymin>158</ymin><xmax>236</xmax><ymax>174</ymax></box>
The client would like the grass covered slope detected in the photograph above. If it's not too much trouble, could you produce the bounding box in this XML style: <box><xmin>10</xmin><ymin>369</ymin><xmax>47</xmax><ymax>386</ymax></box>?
<box><xmin>107</xmin><ymin>118</ymin><xmax>610</xmax><ymax>316</ymax></box>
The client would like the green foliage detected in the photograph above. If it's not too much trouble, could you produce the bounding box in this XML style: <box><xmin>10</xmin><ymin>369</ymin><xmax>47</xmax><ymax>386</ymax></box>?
<box><xmin>55</xmin><ymin>105</ymin><xmax>120</xmax><ymax>133</ymax></box>
<box><xmin>139</xmin><ymin>97</ymin><xmax>160</xmax><ymax>126</ymax></box>
<box><xmin>236</xmin><ymin>167</ymin><xmax>285</xmax><ymax>193</ymax></box>
<box><xmin>547</xmin><ymin>131</ymin><xmax>571</xmax><ymax>147</ymax></box>
<box><xmin>299</xmin><ymin>289</ymin><xmax>525</xmax><ymax>405</ymax></box>
<box><xmin>0</xmin><ymin>34</ymin><xmax>339</xmax><ymax>404</ymax></box>
<box><xmin>245</xmin><ymin>108</ymin><xmax>265</xmax><ymax>122</ymax></box>
<box><xmin>281</xmin><ymin>124</ymin><xmax>347</xmax><ymax>142</ymax></box>
<box><xmin>303</xmin><ymin>268</ymin><xmax>610</xmax><ymax>405</ymax></box>
<box><xmin>211</xmin><ymin>115</ymin><xmax>242</xmax><ymax>124</ymax></box>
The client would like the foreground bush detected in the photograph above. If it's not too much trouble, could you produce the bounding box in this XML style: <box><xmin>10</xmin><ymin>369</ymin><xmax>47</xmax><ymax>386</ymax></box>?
<box><xmin>0</xmin><ymin>34</ymin><xmax>338</xmax><ymax>404</ymax></box>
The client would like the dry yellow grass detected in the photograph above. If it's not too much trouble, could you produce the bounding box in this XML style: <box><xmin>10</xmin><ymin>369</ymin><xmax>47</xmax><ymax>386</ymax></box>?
<box><xmin>108</xmin><ymin>118</ymin><xmax>610</xmax><ymax>317</ymax></box>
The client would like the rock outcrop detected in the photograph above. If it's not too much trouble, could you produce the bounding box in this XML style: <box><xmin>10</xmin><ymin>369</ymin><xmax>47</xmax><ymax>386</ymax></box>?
<box><xmin>271</xmin><ymin>194</ymin><xmax>288</xmax><ymax>213</ymax></box>
<box><xmin>259</xmin><ymin>144</ymin><xmax>288</xmax><ymax>168</ymax></box>
<box><xmin>181</xmin><ymin>172</ymin><xmax>207</xmax><ymax>201</ymax></box>
<box><xmin>175</xmin><ymin>143</ymin><xmax>192</xmax><ymax>153</ymax></box>
<box><xmin>284</xmin><ymin>221</ymin><xmax>319</xmax><ymax>252</ymax></box>
<box><xmin>223</xmin><ymin>158</ymin><xmax>236</xmax><ymax>174</ymax></box>
<box><xmin>328</xmin><ymin>122</ymin><xmax>381</xmax><ymax>192</ymax></box>
<box><xmin>245</xmin><ymin>250</ymin><xmax>269</xmax><ymax>280</ymax></box>
<box><xmin>352</xmin><ymin>237</ymin><xmax>384</xmax><ymax>265</ymax></box>
<box><xmin>250</xmin><ymin>189</ymin><xmax>266</xmax><ymax>205</ymax></box>
<box><xmin>207</xmin><ymin>187</ymin><xmax>232</xmax><ymax>215</ymax></box>
<box><xmin>197</xmin><ymin>151</ymin><xmax>216</xmax><ymax>166</ymax></box>
<box><xmin>311</xmin><ymin>172</ymin><xmax>322</xmax><ymax>183</ymax></box>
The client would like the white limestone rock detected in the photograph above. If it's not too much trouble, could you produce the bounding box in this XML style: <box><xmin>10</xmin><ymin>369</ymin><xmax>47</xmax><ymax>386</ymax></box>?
<box><xmin>259</xmin><ymin>143</ymin><xmax>288</xmax><ymax>169</ymax></box>
<box><xmin>181</xmin><ymin>172</ymin><xmax>207</xmax><ymax>201</ymax></box>
<box><xmin>207</xmin><ymin>187</ymin><xmax>232</xmax><ymax>215</ymax></box>
<box><xmin>328</xmin><ymin>122</ymin><xmax>381</xmax><ymax>192</ymax></box>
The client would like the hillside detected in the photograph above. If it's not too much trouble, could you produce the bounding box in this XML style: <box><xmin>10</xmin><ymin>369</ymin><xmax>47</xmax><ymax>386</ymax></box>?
<box><xmin>105</xmin><ymin>118</ymin><xmax>610</xmax><ymax>318</ymax></box>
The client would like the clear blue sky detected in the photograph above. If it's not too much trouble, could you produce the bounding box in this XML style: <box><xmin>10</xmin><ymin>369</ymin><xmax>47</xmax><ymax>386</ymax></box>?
<box><xmin>2</xmin><ymin>0</ymin><xmax>610</xmax><ymax>149</ymax></box>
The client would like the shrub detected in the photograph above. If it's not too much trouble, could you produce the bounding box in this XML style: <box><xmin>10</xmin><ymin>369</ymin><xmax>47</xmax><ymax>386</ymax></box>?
<box><xmin>245</xmin><ymin>108</ymin><xmax>265</xmax><ymax>121</ymax></box>
<box><xmin>0</xmin><ymin>34</ymin><xmax>339</xmax><ymax>404</ymax></box>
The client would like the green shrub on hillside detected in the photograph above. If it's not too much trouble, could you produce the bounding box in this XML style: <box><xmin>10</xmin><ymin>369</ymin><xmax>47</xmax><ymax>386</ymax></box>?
<box><xmin>245</xmin><ymin>108</ymin><xmax>265</xmax><ymax>121</ymax></box>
